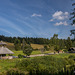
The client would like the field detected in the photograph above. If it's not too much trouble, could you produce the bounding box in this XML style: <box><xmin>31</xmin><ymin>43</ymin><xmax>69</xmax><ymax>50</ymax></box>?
<box><xmin>31</xmin><ymin>44</ymin><xmax>44</xmax><ymax>49</ymax></box>
<box><xmin>0</xmin><ymin>42</ymin><xmax>75</xmax><ymax>74</ymax></box>
<box><xmin>6</xmin><ymin>42</ymin><xmax>53</xmax><ymax>56</ymax></box>
<box><xmin>0</xmin><ymin>53</ymin><xmax>75</xmax><ymax>74</ymax></box>
<box><xmin>6</xmin><ymin>42</ymin><xmax>44</xmax><ymax>50</ymax></box>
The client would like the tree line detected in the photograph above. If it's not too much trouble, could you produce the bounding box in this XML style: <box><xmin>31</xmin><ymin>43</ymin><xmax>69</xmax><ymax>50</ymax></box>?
<box><xmin>0</xmin><ymin>34</ymin><xmax>74</xmax><ymax>51</ymax></box>
<box><xmin>0</xmin><ymin>35</ymin><xmax>50</xmax><ymax>44</ymax></box>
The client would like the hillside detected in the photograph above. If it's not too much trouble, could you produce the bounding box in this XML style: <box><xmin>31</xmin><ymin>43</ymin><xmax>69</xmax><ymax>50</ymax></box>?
<box><xmin>3</xmin><ymin>42</ymin><xmax>44</xmax><ymax>50</ymax></box>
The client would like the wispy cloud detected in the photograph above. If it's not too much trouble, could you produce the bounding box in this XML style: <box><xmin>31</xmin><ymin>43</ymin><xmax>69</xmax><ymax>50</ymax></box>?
<box><xmin>0</xmin><ymin>28</ymin><xmax>12</xmax><ymax>35</ymax></box>
<box><xmin>50</xmin><ymin>19</ymin><xmax>54</xmax><ymax>22</ymax></box>
<box><xmin>16</xmin><ymin>18</ymin><xmax>35</xmax><ymax>29</ymax></box>
<box><xmin>54</xmin><ymin>21</ymin><xmax>68</xmax><ymax>26</ymax></box>
<box><xmin>0</xmin><ymin>17</ymin><xmax>25</xmax><ymax>35</ymax></box>
<box><xmin>31</xmin><ymin>13</ymin><xmax>42</xmax><ymax>17</ymax></box>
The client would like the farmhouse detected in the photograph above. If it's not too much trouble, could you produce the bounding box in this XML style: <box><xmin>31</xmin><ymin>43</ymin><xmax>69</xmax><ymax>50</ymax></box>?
<box><xmin>68</xmin><ymin>47</ymin><xmax>75</xmax><ymax>53</ymax></box>
<box><xmin>0</xmin><ymin>41</ymin><xmax>14</xmax><ymax>59</ymax></box>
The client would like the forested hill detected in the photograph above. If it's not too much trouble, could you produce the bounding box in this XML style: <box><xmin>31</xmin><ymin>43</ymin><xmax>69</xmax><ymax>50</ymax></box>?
<box><xmin>0</xmin><ymin>35</ymin><xmax>50</xmax><ymax>44</ymax></box>
<box><xmin>0</xmin><ymin>35</ymin><xmax>74</xmax><ymax>47</ymax></box>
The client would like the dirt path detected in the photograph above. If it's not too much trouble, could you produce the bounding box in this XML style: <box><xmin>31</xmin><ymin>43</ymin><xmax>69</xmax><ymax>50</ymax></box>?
<box><xmin>28</xmin><ymin>52</ymin><xmax>59</xmax><ymax>57</ymax></box>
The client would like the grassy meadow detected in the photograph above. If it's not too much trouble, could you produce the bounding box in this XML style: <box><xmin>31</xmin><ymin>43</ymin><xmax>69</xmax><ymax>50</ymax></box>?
<box><xmin>13</xmin><ymin>50</ymin><xmax>53</xmax><ymax>56</ymax></box>
<box><xmin>0</xmin><ymin>42</ymin><xmax>75</xmax><ymax>75</ymax></box>
<box><xmin>6</xmin><ymin>42</ymin><xmax>53</xmax><ymax>56</ymax></box>
<box><xmin>0</xmin><ymin>53</ymin><xmax>75</xmax><ymax>74</ymax></box>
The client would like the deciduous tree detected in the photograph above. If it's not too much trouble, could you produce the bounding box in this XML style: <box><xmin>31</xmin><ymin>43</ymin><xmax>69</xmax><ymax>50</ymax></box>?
<box><xmin>23</xmin><ymin>44</ymin><xmax>33</xmax><ymax>56</ymax></box>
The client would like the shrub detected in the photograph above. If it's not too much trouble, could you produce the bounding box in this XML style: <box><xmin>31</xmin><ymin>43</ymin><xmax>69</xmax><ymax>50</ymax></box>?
<box><xmin>68</xmin><ymin>55</ymin><xmax>75</xmax><ymax>59</ymax></box>
<box><xmin>6</xmin><ymin>69</ymin><xmax>25</xmax><ymax>75</ymax></box>
<box><xmin>16</xmin><ymin>56</ymin><xmax>74</xmax><ymax>75</ymax></box>
<box><xmin>18</xmin><ymin>54</ymin><xmax>23</xmax><ymax>58</ymax></box>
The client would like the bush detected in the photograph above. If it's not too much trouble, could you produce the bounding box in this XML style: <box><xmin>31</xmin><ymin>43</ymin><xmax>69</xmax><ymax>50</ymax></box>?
<box><xmin>33</xmin><ymin>48</ymin><xmax>39</xmax><ymax>51</ymax></box>
<box><xmin>18</xmin><ymin>54</ymin><xmax>23</xmax><ymax>58</ymax></box>
<box><xmin>16</xmin><ymin>56</ymin><xmax>74</xmax><ymax>75</ymax></box>
<box><xmin>68</xmin><ymin>55</ymin><xmax>75</xmax><ymax>59</ymax></box>
<box><xmin>6</xmin><ymin>69</ymin><xmax>25</xmax><ymax>75</ymax></box>
<box><xmin>63</xmin><ymin>49</ymin><xmax>68</xmax><ymax>52</ymax></box>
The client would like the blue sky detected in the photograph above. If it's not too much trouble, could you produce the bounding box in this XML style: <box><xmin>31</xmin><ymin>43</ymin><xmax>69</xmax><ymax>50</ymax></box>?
<box><xmin>0</xmin><ymin>0</ymin><xmax>75</xmax><ymax>39</ymax></box>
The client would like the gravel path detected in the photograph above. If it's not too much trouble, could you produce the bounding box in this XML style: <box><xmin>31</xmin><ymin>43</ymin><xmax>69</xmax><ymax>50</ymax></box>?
<box><xmin>28</xmin><ymin>52</ymin><xmax>59</xmax><ymax>57</ymax></box>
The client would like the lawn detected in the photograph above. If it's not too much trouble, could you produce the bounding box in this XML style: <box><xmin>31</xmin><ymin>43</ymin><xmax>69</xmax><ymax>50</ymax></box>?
<box><xmin>13</xmin><ymin>50</ymin><xmax>53</xmax><ymax>56</ymax></box>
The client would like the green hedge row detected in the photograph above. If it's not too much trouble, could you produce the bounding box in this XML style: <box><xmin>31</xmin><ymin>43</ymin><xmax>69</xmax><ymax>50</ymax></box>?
<box><xmin>16</xmin><ymin>56</ymin><xmax>75</xmax><ymax>75</ymax></box>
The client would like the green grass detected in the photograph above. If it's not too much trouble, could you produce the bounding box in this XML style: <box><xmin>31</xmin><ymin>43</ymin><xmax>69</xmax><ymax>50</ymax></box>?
<box><xmin>13</xmin><ymin>50</ymin><xmax>53</xmax><ymax>56</ymax></box>
<box><xmin>0</xmin><ymin>53</ymin><xmax>75</xmax><ymax>73</ymax></box>
<box><xmin>0</xmin><ymin>58</ymin><xmax>27</xmax><ymax>73</ymax></box>
<box><xmin>0</xmin><ymin>59</ymin><xmax>16</xmax><ymax>73</ymax></box>
<box><xmin>13</xmin><ymin>51</ymin><xmax>24</xmax><ymax>56</ymax></box>
<box><xmin>51</xmin><ymin>53</ymin><xmax>75</xmax><ymax>58</ymax></box>
<box><xmin>13</xmin><ymin>50</ymin><xmax>75</xmax><ymax>59</ymax></box>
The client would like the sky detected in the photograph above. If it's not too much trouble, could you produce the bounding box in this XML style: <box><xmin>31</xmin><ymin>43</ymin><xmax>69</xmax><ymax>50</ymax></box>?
<box><xmin>0</xmin><ymin>0</ymin><xmax>75</xmax><ymax>39</ymax></box>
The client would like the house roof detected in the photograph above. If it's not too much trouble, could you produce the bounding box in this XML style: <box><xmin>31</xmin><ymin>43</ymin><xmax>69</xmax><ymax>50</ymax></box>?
<box><xmin>0</xmin><ymin>47</ymin><xmax>14</xmax><ymax>54</ymax></box>
<box><xmin>71</xmin><ymin>47</ymin><xmax>75</xmax><ymax>50</ymax></box>
<box><xmin>0</xmin><ymin>41</ymin><xmax>7</xmax><ymax>45</ymax></box>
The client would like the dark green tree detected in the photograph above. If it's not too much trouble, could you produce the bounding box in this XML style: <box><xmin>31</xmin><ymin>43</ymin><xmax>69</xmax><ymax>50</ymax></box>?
<box><xmin>54</xmin><ymin>45</ymin><xmax>60</xmax><ymax>51</ymax></box>
<box><xmin>44</xmin><ymin>45</ymin><xmax>48</xmax><ymax>51</ymax></box>
<box><xmin>50</xmin><ymin>34</ymin><xmax>59</xmax><ymax>45</ymax></box>
<box><xmin>70</xmin><ymin>29</ymin><xmax>75</xmax><ymax>40</ymax></box>
<box><xmin>59</xmin><ymin>39</ymin><xmax>65</xmax><ymax>49</ymax></box>
<box><xmin>70</xmin><ymin>1</ymin><xmax>75</xmax><ymax>26</ymax></box>
<box><xmin>14</xmin><ymin>39</ymin><xmax>21</xmax><ymax>51</ymax></box>
<box><xmin>66</xmin><ymin>37</ymin><xmax>72</xmax><ymax>50</ymax></box>
<box><xmin>70</xmin><ymin>1</ymin><xmax>75</xmax><ymax>41</ymax></box>
<box><xmin>23</xmin><ymin>44</ymin><xmax>33</xmax><ymax>56</ymax></box>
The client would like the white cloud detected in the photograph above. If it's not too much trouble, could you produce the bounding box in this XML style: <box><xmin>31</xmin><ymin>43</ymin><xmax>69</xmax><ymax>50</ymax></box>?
<box><xmin>50</xmin><ymin>19</ymin><xmax>54</xmax><ymax>22</ymax></box>
<box><xmin>63</xmin><ymin>21</ymin><xmax>68</xmax><ymax>25</ymax></box>
<box><xmin>53</xmin><ymin>11</ymin><xmax>63</xmax><ymax>18</ymax></box>
<box><xmin>73</xmin><ymin>24</ymin><xmax>75</xmax><ymax>26</ymax></box>
<box><xmin>64</xmin><ymin>12</ymin><xmax>69</xmax><ymax>15</ymax></box>
<box><xmin>31</xmin><ymin>13</ymin><xmax>42</xmax><ymax>17</ymax></box>
<box><xmin>50</xmin><ymin>11</ymin><xmax>69</xmax><ymax>26</ymax></box>
<box><xmin>51</xmin><ymin>11</ymin><xmax>69</xmax><ymax>20</ymax></box>
<box><xmin>55</xmin><ymin>22</ymin><xmax>63</xmax><ymax>26</ymax></box>
<box><xmin>54</xmin><ymin>21</ymin><xmax>68</xmax><ymax>26</ymax></box>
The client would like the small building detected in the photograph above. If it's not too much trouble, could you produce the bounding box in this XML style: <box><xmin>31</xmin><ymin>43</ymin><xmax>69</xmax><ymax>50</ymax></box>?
<box><xmin>68</xmin><ymin>47</ymin><xmax>75</xmax><ymax>53</ymax></box>
<box><xmin>0</xmin><ymin>41</ymin><xmax>14</xmax><ymax>59</ymax></box>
